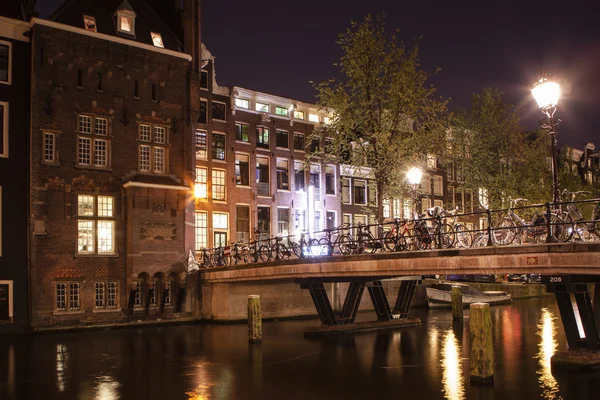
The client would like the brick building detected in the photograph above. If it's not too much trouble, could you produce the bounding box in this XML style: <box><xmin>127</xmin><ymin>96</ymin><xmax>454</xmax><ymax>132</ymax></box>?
<box><xmin>0</xmin><ymin>13</ymin><xmax>31</xmax><ymax>333</ymax></box>
<box><xmin>28</xmin><ymin>0</ymin><xmax>196</xmax><ymax>328</ymax></box>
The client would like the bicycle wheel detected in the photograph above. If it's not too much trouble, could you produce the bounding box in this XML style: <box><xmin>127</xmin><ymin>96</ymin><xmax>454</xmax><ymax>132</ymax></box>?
<box><xmin>290</xmin><ymin>242</ymin><xmax>302</xmax><ymax>258</ymax></box>
<box><xmin>492</xmin><ymin>218</ymin><xmax>516</xmax><ymax>245</ymax></box>
<box><xmin>318</xmin><ymin>238</ymin><xmax>333</xmax><ymax>256</ymax></box>
<box><xmin>438</xmin><ymin>223</ymin><xmax>455</xmax><ymax>249</ymax></box>
<box><xmin>258</xmin><ymin>245</ymin><xmax>270</xmax><ymax>262</ymax></box>
<box><xmin>362</xmin><ymin>233</ymin><xmax>378</xmax><ymax>254</ymax></box>
<box><xmin>382</xmin><ymin>231</ymin><xmax>398</xmax><ymax>252</ymax></box>
<box><xmin>455</xmin><ymin>224</ymin><xmax>473</xmax><ymax>248</ymax></box>
<box><xmin>222</xmin><ymin>254</ymin><xmax>231</xmax><ymax>266</ymax></box>
<box><xmin>339</xmin><ymin>235</ymin><xmax>354</xmax><ymax>255</ymax></box>
<box><xmin>559</xmin><ymin>213</ymin><xmax>574</xmax><ymax>242</ymax></box>
<box><xmin>277</xmin><ymin>244</ymin><xmax>290</xmax><ymax>260</ymax></box>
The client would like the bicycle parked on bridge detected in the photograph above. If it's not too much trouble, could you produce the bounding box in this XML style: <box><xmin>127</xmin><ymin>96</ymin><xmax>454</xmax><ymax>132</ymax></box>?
<box><xmin>338</xmin><ymin>223</ymin><xmax>382</xmax><ymax>254</ymax></box>
<box><xmin>414</xmin><ymin>207</ymin><xmax>455</xmax><ymax>250</ymax></box>
<box><xmin>559</xmin><ymin>190</ymin><xmax>600</xmax><ymax>242</ymax></box>
<box><xmin>290</xmin><ymin>230</ymin><xmax>320</xmax><ymax>258</ymax></box>
<box><xmin>444</xmin><ymin>207</ymin><xmax>473</xmax><ymax>248</ymax></box>
<box><xmin>268</xmin><ymin>236</ymin><xmax>294</xmax><ymax>261</ymax></box>
<box><xmin>382</xmin><ymin>218</ymin><xmax>417</xmax><ymax>252</ymax></box>
<box><xmin>318</xmin><ymin>224</ymin><xmax>352</xmax><ymax>255</ymax></box>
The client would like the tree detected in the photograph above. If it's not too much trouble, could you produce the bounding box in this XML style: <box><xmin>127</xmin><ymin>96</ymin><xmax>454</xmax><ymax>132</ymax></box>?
<box><xmin>309</xmin><ymin>14</ymin><xmax>448</xmax><ymax>223</ymax></box>
<box><xmin>449</xmin><ymin>88</ymin><xmax>550</xmax><ymax>209</ymax></box>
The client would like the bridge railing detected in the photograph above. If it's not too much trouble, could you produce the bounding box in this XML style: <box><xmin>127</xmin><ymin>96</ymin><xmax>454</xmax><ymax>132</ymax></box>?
<box><xmin>195</xmin><ymin>198</ymin><xmax>600</xmax><ymax>268</ymax></box>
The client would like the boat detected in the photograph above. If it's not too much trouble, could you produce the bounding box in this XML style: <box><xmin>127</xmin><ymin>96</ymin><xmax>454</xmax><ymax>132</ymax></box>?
<box><xmin>426</xmin><ymin>282</ymin><xmax>512</xmax><ymax>309</ymax></box>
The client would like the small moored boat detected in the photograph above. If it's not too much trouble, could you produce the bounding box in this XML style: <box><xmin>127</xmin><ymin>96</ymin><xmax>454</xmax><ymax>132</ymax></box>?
<box><xmin>426</xmin><ymin>282</ymin><xmax>512</xmax><ymax>309</ymax></box>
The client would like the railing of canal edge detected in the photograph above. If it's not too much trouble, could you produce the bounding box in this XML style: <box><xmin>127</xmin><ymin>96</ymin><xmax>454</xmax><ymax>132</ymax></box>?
<box><xmin>196</xmin><ymin>196</ymin><xmax>600</xmax><ymax>269</ymax></box>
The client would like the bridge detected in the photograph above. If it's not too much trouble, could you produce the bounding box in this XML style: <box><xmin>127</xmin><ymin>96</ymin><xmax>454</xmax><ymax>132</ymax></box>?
<box><xmin>198</xmin><ymin>242</ymin><xmax>600</xmax><ymax>352</ymax></box>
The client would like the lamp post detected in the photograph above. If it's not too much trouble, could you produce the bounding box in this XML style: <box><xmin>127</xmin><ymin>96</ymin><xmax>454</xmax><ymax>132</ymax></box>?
<box><xmin>407</xmin><ymin>167</ymin><xmax>423</xmax><ymax>215</ymax></box>
<box><xmin>531</xmin><ymin>76</ymin><xmax>561</xmax><ymax>206</ymax></box>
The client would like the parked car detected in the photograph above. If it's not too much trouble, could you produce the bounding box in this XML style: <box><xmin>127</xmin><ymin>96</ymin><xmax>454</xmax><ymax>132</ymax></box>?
<box><xmin>446</xmin><ymin>274</ymin><xmax>498</xmax><ymax>283</ymax></box>
<box><xmin>507</xmin><ymin>274</ymin><xmax>541</xmax><ymax>283</ymax></box>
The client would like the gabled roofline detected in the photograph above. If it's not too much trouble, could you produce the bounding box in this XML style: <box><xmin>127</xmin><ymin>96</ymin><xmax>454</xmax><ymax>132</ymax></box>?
<box><xmin>0</xmin><ymin>16</ymin><xmax>31</xmax><ymax>42</ymax></box>
<box><xmin>31</xmin><ymin>17</ymin><xmax>192</xmax><ymax>61</ymax></box>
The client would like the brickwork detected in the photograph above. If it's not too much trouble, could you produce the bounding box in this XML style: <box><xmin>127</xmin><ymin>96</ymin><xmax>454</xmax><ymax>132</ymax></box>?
<box><xmin>29</xmin><ymin>20</ymin><xmax>193</xmax><ymax>327</ymax></box>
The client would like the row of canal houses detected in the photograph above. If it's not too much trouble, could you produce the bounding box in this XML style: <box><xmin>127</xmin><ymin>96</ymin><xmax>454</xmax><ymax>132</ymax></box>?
<box><xmin>1</xmin><ymin>0</ymin><xmax>598</xmax><ymax>333</ymax></box>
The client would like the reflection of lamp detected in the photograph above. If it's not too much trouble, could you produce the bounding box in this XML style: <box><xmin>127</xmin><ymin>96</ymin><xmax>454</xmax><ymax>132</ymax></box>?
<box><xmin>406</xmin><ymin>167</ymin><xmax>422</xmax><ymax>213</ymax></box>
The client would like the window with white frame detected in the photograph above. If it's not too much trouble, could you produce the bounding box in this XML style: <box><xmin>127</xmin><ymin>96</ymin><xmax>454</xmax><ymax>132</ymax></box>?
<box><xmin>0</xmin><ymin>43</ymin><xmax>10</xmax><ymax>84</ymax></box>
<box><xmin>77</xmin><ymin>114</ymin><xmax>110</xmax><ymax>168</ymax></box>
<box><xmin>421</xmin><ymin>198</ymin><xmax>431</xmax><ymax>214</ymax></box>
<box><xmin>308</xmin><ymin>113</ymin><xmax>319</xmax><ymax>123</ymax></box>
<box><xmin>151</xmin><ymin>32</ymin><xmax>164</xmax><ymax>48</ymax></box>
<box><xmin>293</xmin><ymin>110</ymin><xmax>304</xmax><ymax>120</ymax></box>
<box><xmin>276</xmin><ymin>159</ymin><xmax>289</xmax><ymax>190</ymax></box>
<box><xmin>164</xmin><ymin>279</ymin><xmax>173</xmax><ymax>306</ymax></box>
<box><xmin>56</xmin><ymin>282</ymin><xmax>81</xmax><ymax>311</ymax></box>
<box><xmin>294</xmin><ymin>161</ymin><xmax>305</xmax><ymax>192</ymax></box>
<box><xmin>393</xmin><ymin>198</ymin><xmax>401</xmax><ymax>219</ymax></box>
<box><xmin>275</xmin><ymin>106</ymin><xmax>288</xmax><ymax>117</ymax></box>
<box><xmin>323</xmin><ymin>116</ymin><xmax>332</xmax><ymax>125</ymax></box>
<box><xmin>116</xmin><ymin>10</ymin><xmax>135</xmax><ymax>35</ymax></box>
<box><xmin>236</xmin><ymin>205</ymin><xmax>251</xmax><ymax>242</ymax></box>
<box><xmin>326</xmin><ymin>211</ymin><xmax>336</xmax><ymax>230</ymax></box>
<box><xmin>235</xmin><ymin>123</ymin><xmax>249</xmax><ymax>142</ymax></box>
<box><xmin>133</xmin><ymin>280</ymin><xmax>143</xmax><ymax>308</ymax></box>
<box><xmin>255</xmin><ymin>102</ymin><xmax>269</xmax><ymax>113</ymax></box>
<box><xmin>94</xmin><ymin>281</ymin><xmax>118</xmax><ymax>309</ymax></box>
<box><xmin>194</xmin><ymin>167</ymin><xmax>207</xmax><ymax>199</ymax></box>
<box><xmin>342</xmin><ymin>178</ymin><xmax>351</xmax><ymax>204</ymax></box>
<box><xmin>427</xmin><ymin>153</ymin><xmax>436</xmax><ymax>169</ymax></box>
<box><xmin>195</xmin><ymin>129</ymin><xmax>207</xmax><ymax>159</ymax></box>
<box><xmin>213</xmin><ymin>212</ymin><xmax>228</xmax><ymax>230</ymax></box>
<box><xmin>0</xmin><ymin>102</ymin><xmax>7</xmax><ymax>157</ymax></box>
<box><xmin>212</xmin><ymin>101</ymin><xmax>226</xmax><ymax>121</ymax></box>
<box><xmin>195</xmin><ymin>211</ymin><xmax>207</xmax><ymax>250</ymax></box>
<box><xmin>235</xmin><ymin>153</ymin><xmax>250</xmax><ymax>186</ymax></box>
<box><xmin>353</xmin><ymin>180</ymin><xmax>367</xmax><ymax>205</ymax></box>
<box><xmin>383</xmin><ymin>199</ymin><xmax>391</xmax><ymax>219</ymax></box>
<box><xmin>256</xmin><ymin>156</ymin><xmax>270</xmax><ymax>197</ymax></box>
<box><xmin>83</xmin><ymin>15</ymin><xmax>96</xmax><ymax>31</ymax></box>
<box><xmin>256</xmin><ymin>126</ymin><xmax>269</xmax><ymax>149</ymax></box>
<box><xmin>235</xmin><ymin>98</ymin><xmax>249</xmax><ymax>109</ymax></box>
<box><xmin>76</xmin><ymin>195</ymin><xmax>116</xmax><ymax>255</ymax></box>
<box><xmin>433</xmin><ymin>175</ymin><xmax>443</xmax><ymax>195</ymax></box>
<box><xmin>138</xmin><ymin>124</ymin><xmax>168</xmax><ymax>173</ymax></box>
<box><xmin>325</xmin><ymin>165</ymin><xmax>335</xmax><ymax>195</ymax></box>
<box><xmin>277</xmin><ymin>208</ymin><xmax>290</xmax><ymax>235</ymax></box>
<box><xmin>212</xmin><ymin>169</ymin><xmax>226</xmax><ymax>201</ymax></box>
<box><xmin>212</xmin><ymin>132</ymin><xmax>225</xmax><ymax>160</ymax></box>
<box><xmin>420</xmin><ymin>174</ymin><xmax>431</xmax><ymax>194</ymax></box>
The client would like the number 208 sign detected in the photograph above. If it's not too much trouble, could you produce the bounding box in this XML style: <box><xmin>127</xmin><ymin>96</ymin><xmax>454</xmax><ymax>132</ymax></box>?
<box><xmin>541</xmin><ymin>275</ymin><xmax>570</xmax><ymax>285</ymax></box>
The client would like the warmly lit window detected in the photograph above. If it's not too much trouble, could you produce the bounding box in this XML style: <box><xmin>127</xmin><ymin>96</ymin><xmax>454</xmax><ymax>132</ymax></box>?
<box><xmin>151</xmin><ymin>32</ymin><xmax>164</xmax><ymax>48</ymax></box>
<box><xmin>212</xmin><ymin>132</ymin><xmax>225</xmax><ymax>160</ymax></box>
<box><xmin>293</xmin><ymin>110</ymin><xmax>304</xmax><ymax>120</ymax></box>
<box><xmin>310</xmin><ymin>164</ymin><xmax>320</xmax><ymax>190</ymax></box>
<box><xmin>213</xmin><ymin>212</ymin><xmax>228</xmax><ymax>229</ymax></box>
<box><xmin>235</xmin><ymin>98</ymin><xmax>249</xmax><ymax>109</ymax></box>
<box><xmin>0</xmin><ymin>44</ymin><xmax>9</xmax><ymax>84</ymax></box>
<box><xmin>383</xmin><ymin>199</ymin><xmax>391</xmax><ymax>219</ymax></box>
<box><xmin>83</xmin><ymin>15</ymin><xmax>96</xmax><ymax>32</ymax></box>
<box><xmin>325</xmin><ymin>165</ymin><xmax>335</xmax><ymax>195</ymax></box>
<box><xmin>77</xmin><ymin>115</ymin><xmax>110</xmax><ymax>168</ymax></box>
<box><xmin>308</xmin><ymin>114</ymin><xmax>319</xmax><ymax>123</ymax></box>
<box><xmin>293</xmin><ymin>133</ymin><xmax>304</xmax><ymax>151</ymax></box>
<box><xmin>56</xmin><ymin>283</ymin><xmax>81</xmax><ymax>311</ymax></box>
<box><xmin>421</xmin><ymin>174</ymin><xmax>431</xmax><ymax>194</ymax></box>
<box><xmin>427</xmin><ymin>153</ymin><xmax>436</xmax><ymax>169</ymax></box>
<box><xmin>212</xmin><ymin>169</ymin><xmax>226</xmax><ymax>201</ymax></box>
<box><xmin>235</xmin><ymin>153</ymin><xmax>250</xmax><ymax>186</ymax></box>
<box><xmin>43</xmin><ymin>132</ymin><xmax>57</xmax><ymax>163</ymax></box>
<box><xmin>195</xmin><ymin>212</ymin><xmax>207</xmax><ymax>250</ymax></box>
<box><xmin>212</xmin><ymin>101</ymin><xmax>226</xmax><ymax>121</ymax></box>
<box><xmin>342</xmin><ymin>178</ymin><xmax>351</xmax><ymax>204</ymax></box>
<box><xmin>149</xmin><ymin>281</ymin><xmax>158</xmax><ymax>307</ymax></box>
<box><xmin>255</xmin><ymin>102</ymin><xmax>269</xmax><ymax>113</ymax></box>
<box><xmin>235</xmin><ymin>123</ymin><xmax>249</xmax><ymax>142</ymax></box>
<box><xmin>195</xmin><ymin>129</ymin><xmax>207</xmax><ymax>159</ymax></box>
<box><xmin>433</xmin><ymin>175</ymin><xmax>443</xmax><ymax>195</ymax></box>
<box><xmin>323</xmin><ymin>116</ymin><xmax>332</xmax><ymax>125</ymax></box>
<box><xmin>77</xmin><ymin>195</ymin><xmax>115</xmax><ymax>255</ymax></box>
<box><xmin>275</xmin><ymin>106</ymin><xmax>288</xmax><ymax>117</ymax></box>
<box><xmin>326</xmin><ymin>211</ymin><xmax>336</xmax><ymax>230</ymax></box>
<box><xmin>393</xmin><ymin>198</ymin><xmax>402</xmax><ymax>219</ymax></box>
<box><xmin>256</xmin><ymin>156</ymin><xmax>269</xmax><ymax>197</ymax></box>
<box><xmin>256</xmin><ymin>126</ymin><xmax>269</xmax><ymax>149</ymax></box>
<box><xmin>118</xmin><ymin>14</ymin><xmax>134</xmax><ymax>34</ymax></box>
<box><xmin>277</xmin><ymin>208</ymin><xmax>290</xmax><ymax>236</ymax></box>
<box><xmin>294</xmin><ymin>161</ymin><xmax>305</xmax><ymax>192</ymax></box>
<box><xmin>138</xmin><ymin>124</ymin><xmax>168</xmax><ymax>173</ymax></box>
<box><xmin>421</xmin><ymin>198</ymin><xmax>432</xmax><ymax>214</ymax></box>
<box><xmin>194</xmin><ymin>167</ymin><xmax>207</xmax><ymax>199</ymax></box>
<box><xmin>276</xmin><ymin>130</ymin><xmax>288</xmax><ymax>148</ymax></box>
<box><xmin>236</xmin><ymin>205</ymin><xmax>250</xmax><ymax>242</ymax></box>
<box><xmin>164</xmin><ymin>280</ymin><xmax>173</xmax><ymax>306</ymax></box>
<box><xmin>276</xmin><ymin>159</ymin><xmax>289</xmax><ymax>190</ymax></box>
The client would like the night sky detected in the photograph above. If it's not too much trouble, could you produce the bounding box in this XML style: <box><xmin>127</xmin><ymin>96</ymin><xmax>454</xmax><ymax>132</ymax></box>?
<box><xmin>37</xmin><ymin>0</ymin><xmax>600</xmax><ymax>147</ymax></box>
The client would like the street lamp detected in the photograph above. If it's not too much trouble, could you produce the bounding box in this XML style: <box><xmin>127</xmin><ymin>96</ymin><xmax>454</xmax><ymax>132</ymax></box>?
<box><xmin>407</xmin><ymin>167</ymin><xmax>423</xmax><ymax>215</ymax></box>
<box><xmin>531</xmin><ymin>76</ymin><xmax>561</xmax><ymax>205</ymax></box>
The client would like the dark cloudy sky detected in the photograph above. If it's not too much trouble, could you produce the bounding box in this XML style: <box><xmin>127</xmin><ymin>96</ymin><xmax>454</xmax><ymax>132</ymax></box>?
<box><xmin>38</xmin><ymin>0</ymin><xmax>600</xmax><ymax>147</ymax></box>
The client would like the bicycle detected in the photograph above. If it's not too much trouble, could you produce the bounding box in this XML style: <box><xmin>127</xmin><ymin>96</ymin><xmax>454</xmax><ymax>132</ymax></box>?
<box><xmin>382</xmin><ymin>218</ymin><xmax>417</xmax><ymax>252</ymax></box>
<box><xmin>444</xmin><ymin>207</ymin><xmax>473</xmax><ymax>248</ymax></box>
<box><xmin>559</xmin><ymin>190</ymin><xmax>600</xmax><ymax>242</ymax></box>
<box><xmin>211</xmin><ymin>246</ymin><xmax>231</xmax><ymax>267</ymax></box>
<box><xmin>198</xmin><ymin>248</ymin><xmax>212</xmax><ymax>268</ymax></box>
<box><xmin>318</xmin><ymin>224</ymin><xmax>351</xmax><ymax>255</ymax></box>
<box><xmin>338</xmin><ymin>223</ymin><xmax>382</xmax><ymax>254</ymax></box>
<box><xmin>269</xmin><ymin>236</ymin><xmax>294</xmax><ymax>261</ymax></box>
<box><xmin>414</xmin><ymin>207</ymin><xmax>455</xmax><ymax>249</ymax></box>
<box><xmin>290</xmin><ymin>231</ymin><xmax>320</xmax><ymax>258</ymax></box>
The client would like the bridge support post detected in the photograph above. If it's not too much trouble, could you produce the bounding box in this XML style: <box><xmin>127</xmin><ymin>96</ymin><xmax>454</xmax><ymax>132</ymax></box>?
<box><xmin>367</xmin><ymin>281</ymin><xmax>393</xmax><ymax>321</ymax></box>
<box><xmin>392</xmin><ymin>280</ymin><xmax>418</xmax><ymax>318</ymax></box>
<box><xmin>339</xmin><ymin>282</ymin><xmax>365</xmax><ymax>324</ymax></box>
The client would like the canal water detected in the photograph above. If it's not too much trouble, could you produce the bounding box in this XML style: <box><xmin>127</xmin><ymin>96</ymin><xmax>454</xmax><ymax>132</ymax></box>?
<box><xmin>1</xmin><ymin>296</ymin><xmax>600</xmax><ymax>400</ymax></box>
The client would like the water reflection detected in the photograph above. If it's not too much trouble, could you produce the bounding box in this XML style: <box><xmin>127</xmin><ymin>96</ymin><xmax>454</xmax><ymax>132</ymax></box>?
<box><xmin>536</xmin><ymin>308</ymin><xmax>562</xmax><ymax>399</ymax></box>
<box><xmin>56</xmin><ymin>344</ymin><xmax>68</xmax><ymax>392</ymax></box>
<box><xmin>441</xmin><ymin>329</ymin><xmax>465</xmax><ymax>400</ymax></box>
<box><xmin>94</xmin><ymin>376</ymin><xmax>120</xmax><ymax>400</ymax></box>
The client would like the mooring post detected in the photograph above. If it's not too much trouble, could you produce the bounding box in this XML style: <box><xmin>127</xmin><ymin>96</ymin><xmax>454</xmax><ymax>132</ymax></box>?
<box><xmin>469</xmin><ymin>302</ymin><xmax>494</xmax><ymax>384</ymax></box>
<box><xmin>451</xmin><ymin>286</ymin><xmax>463</xmax><ymax>320</ymax></box>
<box><xmin>248</xmin><ymin>295</ymin><xmax>262</xmax><ymax>344</ymax></box>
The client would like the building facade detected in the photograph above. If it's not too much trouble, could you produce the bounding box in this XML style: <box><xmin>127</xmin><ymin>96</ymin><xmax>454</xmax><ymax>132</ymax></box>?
<box><xmin>28</xmin><ymin>0</ymin><xmax>196</xmax><ymax>328</ymax></box>
<box><xmin>0</xmin><ymin>14</ymin><xmax>31</xmax><ymax>333</ymax></box>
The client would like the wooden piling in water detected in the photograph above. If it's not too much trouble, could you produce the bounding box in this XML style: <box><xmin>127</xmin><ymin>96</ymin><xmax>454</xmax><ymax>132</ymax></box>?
<box><xmin>451</xmin><ymin>286</ymin><xmax>463</xmax><ymax>320</ymax></box>
<box><xmin>469</xmin><ymin>302</ymin><xmax>494</xmax><ymax>384</ymax></box>
<box><xmin>248</xmin><ymin>295</ymin><xmax>262</xmax><ymax>344</ymax></box>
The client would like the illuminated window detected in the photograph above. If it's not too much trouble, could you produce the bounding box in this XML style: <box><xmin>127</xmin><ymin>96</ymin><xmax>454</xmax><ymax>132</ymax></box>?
<box><xmin>195</xmin><ymin>212</ymin><xmax>207</xmax><ymax>250</ymax></box>
<box><xmin>323</xmin><ymin>116</ymin><xmax>332</xmax><ymax>125</ymax></box>
<box><xmin>293</xmin><ymin>110</ymin><xmax>304</xmax><ymax>120</ymax></box>
<box><xmin>194</xmin><ymin>167</ymin><xmax>207</xmax><ymax>199</ymax></box>
<box><xmin>255</xmin><ymin>102</ymin><xmax>269</xmax><ymax>113</ymax></box>
<box><xmin>83</xmin><ymin>15</ymin><xmax>96</xmax><ymax>32</ymax></box>
<box><xmin>77</xmin><ymin>115</ymin><xmax>110</xmax><ymax>168</ymax></box>
<box><xmin>195</xmin><ymin>129</ymin><xmax>207</xmax><ymax>159</ymax></box>
<box><xmin>235</xmin><ymin>98</ymin><xmax>249</xmax><ymax>109</ymax></box>
<box><xmin>117</xmin><ymin>12</ymin><xmax>135</xmax><ymax>35</ymax></box>
<box><xmin>276</xmin><ymin>159</ymin><xmax>289</xmax><ymax>190</ymax></box>
<box><xmin>308</xmin><ymin>114</ymin><xmax>319</xmax><ymax>123</ymax></box>
<box><xmin>433</xmin><ymin>175</ymin><xmax>443</xmax><ymax>195</ymax></box>
<box><xmin>77</xmin><ymin>195</ymin><xmax>115</xmax><ymax>255</ymax></box>
<box><xmin>383</xmin><ymin>199</ymin><xmax>391</xmax><ymax>219</ymax></box>
<box><xmin>236</xmin><ymin>205</ymin><xmax>250</xmax><ymax>242</ymax></box>
<box><xmin>235</xmin><ymin>153</ymin><xmax>250</xmax><ymax>186</ymax></box>
<box><xmin>275</xmin><ymin>106</ymin><xmax>288</xmax><ymax>117</ymax></box>
<box><xmin>212</xmin><ymin>132</ymin><xmax>225</xmax><ymax>160</ymax></box>
<box><xmin>151</xmin><ymin>32</ymin><xmax>164</xmax><ymax>48</ymax></box>
<box><xmin>427</xmin><ymin>153</ymin><xmax>436</xmax><ymax>169</ymax></box>
<box><xmin>277</xmin><ymin>208</ymin><xmax>290</xmax><ymax>236</ymax></box>
<box><xmin>256</xmin><ymin>126</ymin><xmax>269</xmax><ymax>149</ymax></box>
<box><xmin>213</xmin><ymin>212</ymin><xmax>228</xmax><ymax>229</ymax></box>
<box><xmin>235</xmin><ymin>123</ymin><xmax>249</xmax><ymax>142</ymax></box>
<box><xmin>212</xmin><ymin>169</ymin><xmax>226</xmax><ymax>201</ymax></box>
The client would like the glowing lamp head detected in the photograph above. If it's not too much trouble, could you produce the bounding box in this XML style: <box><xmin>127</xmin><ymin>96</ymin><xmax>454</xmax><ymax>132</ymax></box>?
<box><xmin>531</xmin><ymin>78</ymin><xmax>561</xmax><ymax>110</ymax></box>
<box><xmin>407</xmin><ymin>167</ymin><xmax>423</xmax><ymax>186</ymax></box>
<box><xmin>193</xmin><ymin>183</ymin><xmax>206</xmax><ymax>199</ymax></box>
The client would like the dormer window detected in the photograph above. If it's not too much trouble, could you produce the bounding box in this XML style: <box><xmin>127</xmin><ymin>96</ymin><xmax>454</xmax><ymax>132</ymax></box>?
<box><xmin>151</xmin><ymin>32</ymin><xmax>164</xmax><ymax>48</ymax></box>
<box><xmin>83</xmin><ymin>15</ymin><xmax>97</xmax><ymax>32</ymax></box>
<box><xmin>115</xmin><ymin>1</ymin><xmax>137</xmax><ymax>36</ymax></box>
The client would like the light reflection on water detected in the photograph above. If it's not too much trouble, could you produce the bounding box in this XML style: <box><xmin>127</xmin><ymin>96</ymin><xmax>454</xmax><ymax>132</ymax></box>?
<box><xmin>94</xmin><ymin>376</ymin><xmax>120</xmax><ymax>400</ymax></box>
<box><xmin>441</xmin><ymin>329</ymin><xmax>465</xmax><ymax>400</ymax></box>
<box><xmin>536</xmin><ymin>308</ymin><xmax>562</xmax><ymax>400</ymax></box>
<box><xmin>55</xmin><ymin>344</ymin><xmax>68</xmax><ymax>393</ymax></box>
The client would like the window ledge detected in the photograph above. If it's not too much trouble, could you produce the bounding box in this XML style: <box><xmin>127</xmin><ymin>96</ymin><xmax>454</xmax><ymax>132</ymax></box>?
<box><xmin>0</xmin><ymin>318</ymin><xmax>14</xmax><ymax>324</ymax></box>
<box><xmin>75</xmin><ymin>165</ymin><xmax>113</xmax><ymax>172</ymax></box>
<box><xmin>212</xmin><ymin>159</ymin><xmax>227</xmax><ymax>163</ymax></box>
<box><xmin>326</xmin><ymin>194</ymin><xmax>337</xmax><ymax>197</ymax></box>
<box><xmin>41</xmin><ymin>161</ymin><xmax>60</xmax><ymax>167</ymax></box>
<box><xmin>235</xmin><ymin>140</ymin><xmax>250</xmax><ymax>145</ymax></box>
<box><xmin>236</xmin><ymin>185</ymin><xmax>251</xmax><ymax>189</ymax></box>
<box><xmin>53</xmin><ymin>310</ymin><xmax>85</xmax><ymax>316</ymax></box>
<box><xmin>74</xmin><ymin>253</ymin><xmax>120</xmax><ymax>258</ymax></box>
<box><xmin>212</xmin><ymin>119</ymin><xmax>227</xmax><ymax>123</ymax></box>
<box><xmin>257</xmin><ymin>196</ymin><xmax>271</xmax><ymax>199</ymax></box>
<box><xmin>33</xmin><ymin>232</ymin><xmax>48</xmax><ymax>236</ymax></box>
<box><xmin>277</xmin><ymin>189</ymin><xmax>291</xmax><ymax>193</ymax></box>
<box><xmin>293</xmin><ymin>149</ymin><xmax>305</xmax><ymax>153</ymax></box>
<box><xmin>295</xmin><ymin>190</ymin><xmax>306</xmax><ymax>194</ymax></box>
<box><xmin>92</xmin><ymin>308</ymin><xmax>122</xmax><ymax>314</ymax></box>
<box><xmin>212</xmin><ymin>200</ymin><xmax>227</xmax><ymax>204</ymax></box>
<box><xmin>276</xmin><ymin>147</ymin><xmax>290</xmax><ymax>151</ymax></box>
<box><xmin>256</xmin><ymin>147</ymin><xmax>270</xmax><ymax>152</ymax></box>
